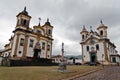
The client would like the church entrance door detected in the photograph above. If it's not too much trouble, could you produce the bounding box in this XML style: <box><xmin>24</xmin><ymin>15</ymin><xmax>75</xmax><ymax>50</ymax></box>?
<box><xmin>90</xmin><ymin>52</ymin><xmax>97</xmax><ymax>65</ymax></box>
<box><xmin>112</xmin><ymin>57</ymin><xmax>116</xmax><ymax>63</ymax></box>
<box><xmin>34</xmin><ymin>49</ymin><xmax>41</xmax><ymax>59</ymax></box>
<box><xmin>33</xmin><ymin>42</ymin><xmax>41</xmax><ymax>59</ymax></box>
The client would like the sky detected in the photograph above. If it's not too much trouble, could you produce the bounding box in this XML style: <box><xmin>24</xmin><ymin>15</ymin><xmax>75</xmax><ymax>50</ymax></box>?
<box><xmin>0</xmin><ymin>0</ymin><xmax>120</xmax><ymax>56</ymax></box>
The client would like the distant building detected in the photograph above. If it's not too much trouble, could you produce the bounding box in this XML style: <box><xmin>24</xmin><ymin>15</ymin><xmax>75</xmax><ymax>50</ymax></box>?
<box><xmin>80</xmin><ymin>20</ymin><xmax>120</xmax><ymax>65</ymax></box>
<box><xmin>52</xmin><ymin>55</ymin><xmax>67</xmax><ymax>63</ymax></box>
<box><xmin>0</xmin><ymin>50</ymin><xmax>3</xmax><ymax>57</ymax></box>
<box><xmin>67</xmin><ymin>56</ymin><xmax>82</xmax><ymax>65</ymax></box>
<box><xmin>2</xmin><ymin>7</ymin><xmax>54</xmax><ymax>59</ymax></box>
<box><xmin>52</xmin><ymin>55</ymin><xmax>62</xmax><ymax>63</ymax></box>
<box><xmin>0</xmin><ymin>50</ymin><xmax>4</xmax><ymax>65</ymax></box>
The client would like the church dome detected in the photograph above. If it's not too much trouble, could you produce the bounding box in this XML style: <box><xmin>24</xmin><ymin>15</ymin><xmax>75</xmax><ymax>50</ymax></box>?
<box><xmin>80</xmin><ymin>25</ymin><xmax>88</xmax><ymax>34</ymax></box>
<box><xmin>45</xmin><ymin>18</ymin><xmax>51</xmax><ymax>26</ymax></box>
<box><xmin>21</xmin><ymin>7</ymin><xmax>28</xmax><ymax>15</ymax></box>
<box><xmin>97</xmin><ymin>20</ymin><xmax>107</xmax><ymax>30</ymax></box>
<box><xmin>43</xmin><ymin>18</ymin><xmax>53</xmax><ymax>28</ymax></box>
<box><xmin>16</xmin><ymin>7</ymin><xmax>31</xmax><ymax>17</ymax></box>
<box><xmin>99</xmin><ymin>23</ymin><xmax>105</xmax><ymax>27</ymax></box>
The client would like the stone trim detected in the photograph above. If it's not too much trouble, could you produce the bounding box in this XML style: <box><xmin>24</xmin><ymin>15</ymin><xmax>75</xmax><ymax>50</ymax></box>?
<box><xmin>103</xmin><ymin>41</ymin><xmax>109</xmax><ymax>62</ymax></box>
<box><xmin>45</xmin><ymin>41</ymin><xmax>48</xmax><ymax>58</ymax></box>
<box><xmin>81</xmin><ymin>45</ymin><xmax>84</xmax><ymax>64</ymax></box>
<box><xmin>22</xmin><ymin>35</ymin><xmax>29</xmax><ymax>58</ymax></box>
<box><xmin>50</xmin><ymin>42</ymin><xmax>52</xmax><ymax>58</ymax></box>
<box><xmin>14</xmin><ymin>34</ymin><xmax>20</xmax><ymax>57</ymax></box>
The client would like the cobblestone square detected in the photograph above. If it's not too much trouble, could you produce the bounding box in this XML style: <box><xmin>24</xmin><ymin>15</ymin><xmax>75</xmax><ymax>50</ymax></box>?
<box><xmin>74</xmin><ymin>66</ymin><xmax>120</xmax><ymax>80</ymax></box>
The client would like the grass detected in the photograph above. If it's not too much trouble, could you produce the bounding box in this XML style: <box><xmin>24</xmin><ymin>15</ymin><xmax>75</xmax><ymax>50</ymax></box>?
<box><xmin>0</xmin><ymin>65</ymin><xmax>101</xmax><ymax>80</ymax></box>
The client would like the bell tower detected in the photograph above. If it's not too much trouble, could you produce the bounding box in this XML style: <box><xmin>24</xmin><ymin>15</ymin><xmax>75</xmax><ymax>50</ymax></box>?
<box><xmin>43</xmin><ymin>18</ymin><xmax>53</xmax><ymax>38</ymax></box>
<box><xmin>16</xmin><ymin>7</ymin><xmax>31</xmax><ymax>29</ymax></box>
<box><xmin>80</xmin><ymin>25</ymin><xmax>88</xmax><ymax>41</ymax></box>
<box><xmin>97</xmin><ymin>20</ymin><xmax>107</xmax><ymax>38</ymax></box>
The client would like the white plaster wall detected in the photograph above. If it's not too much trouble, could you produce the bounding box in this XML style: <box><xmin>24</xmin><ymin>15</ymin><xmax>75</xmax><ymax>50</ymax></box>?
<box><xmin>96</xmin><ymin>43</ymin><xmax>105</xmax><ymax>61</ymax></box>
<box><xmin>21</xmin><ymin>16</ymin><xmax>30</xmax><ymax>20</ymax></box>
<box><xmin>75</xmin><ymin>59</ymin><xmax>82</xmax><ymax>63</ymax></box>
<box><xmin>11</xmin><ymin>32</ymin><xmax>52</xmax><ymax>59</ymax></box>
<box><xmin>110</xmin><ymin>56</ymin><xmax>120</xmax><ymax>63</ymax></box>
<box><xmin>43</xmin><ymin>27</ymin><xmax>47</xmax><ymax>34</ymax></box>
<box><xmin>11</xmin><ymin>35</ymin><xmax>17</xmax><ymax>56</ymax></box>
<box><xmin>0</xmin><ymin>57</ymin><xmax>2</xmax><ymax>65</ymax></box>
<box><xmin>83</xmin><ymin>45</ymin><xmax>90</xmax><ymax>62</ymax></box>
<box><xmin>17</xmin><ymin>35</ymin><xmax>25</xmax><ymax>57</ymax></box>
<box><xmin>47</xmin><ymin>42</ymin><xmax>51</xmax><ymax>58</ymax></box>
<box><xmin>26</xmin><ymin>37</ymin><xmax>52</xmax><ymax>58</ymax></box>
<box><xmin>107</xmin><ymin>43</ymin><xmax>110</xmax><ymax>60</ymax></box>
<box><xmin>116</xmin><ymin>57</ymin><xmax>120</xmax><ymax>62</ymax></box>
<box><xmin>40</xmin><ymin>40</ymin><xmax>46</xmax><ymax>58</ymax></box>
<box><xmin>26</xmin><ymin>37</ymin><xmax>37</xmax><ymax>57</ymax></box>
<box><xmin>83</xmin><ymin>42</ymin><xmax>105</xmax><ymax>62</ymax></box>
<box><xmin>108</xmin><ymin>44</ymin><xmax>115</xmax><ymax>55</ymax></box>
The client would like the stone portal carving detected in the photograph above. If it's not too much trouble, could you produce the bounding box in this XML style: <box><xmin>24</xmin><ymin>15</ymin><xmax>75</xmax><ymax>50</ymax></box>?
<box><xmin>33</xmin><ymin>42</ymin><xmax>41</xmax><ymax>59</ymax></box>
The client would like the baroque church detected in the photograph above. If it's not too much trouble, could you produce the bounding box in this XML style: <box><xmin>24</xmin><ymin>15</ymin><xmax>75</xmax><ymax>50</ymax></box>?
<box><xmin>2</xmin><ymin>7</ymin><xmax>53</xmax><ymax>59</ymax></box>
<box><xmin>80</xmin><ymin>21</ymin><xmax>120</xmax><ymax>65</ymax></box>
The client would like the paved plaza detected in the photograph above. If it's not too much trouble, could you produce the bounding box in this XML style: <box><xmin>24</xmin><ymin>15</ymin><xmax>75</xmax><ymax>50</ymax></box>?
<box><xmin>74</xmin><ymin>66</ymin><xmax>120</xmax><ymax>80</ymax></box>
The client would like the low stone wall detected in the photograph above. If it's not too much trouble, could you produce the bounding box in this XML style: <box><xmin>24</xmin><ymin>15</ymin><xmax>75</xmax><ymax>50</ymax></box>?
<box><xmin>2</xmin><ymin>58</ymin><xmax>58</xmax><ymax>66</ymax></box>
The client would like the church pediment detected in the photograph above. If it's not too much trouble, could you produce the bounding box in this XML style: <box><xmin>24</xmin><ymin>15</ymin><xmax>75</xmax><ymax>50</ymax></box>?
<box><xmin>33</xmin><ymin>26</ymin><xmax>45</xmax><ymax>35</ymax></box>
<box><xmin>85</xmin><ymin>36</ymin><xmax>99</xmax><ymax>44</ymax></box>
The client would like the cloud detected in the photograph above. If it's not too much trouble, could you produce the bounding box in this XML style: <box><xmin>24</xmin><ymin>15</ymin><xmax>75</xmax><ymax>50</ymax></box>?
<box><xmin>0</xmin><ymin>0</ymin><xmax>120</xmax><ymax>55</ymax></box>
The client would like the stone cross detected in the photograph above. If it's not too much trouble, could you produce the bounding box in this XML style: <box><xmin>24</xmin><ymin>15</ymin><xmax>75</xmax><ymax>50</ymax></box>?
<box><xmin>38</xmin><ymin>17</ymin><xmax>41</xmax><ymax>26</ymax></box>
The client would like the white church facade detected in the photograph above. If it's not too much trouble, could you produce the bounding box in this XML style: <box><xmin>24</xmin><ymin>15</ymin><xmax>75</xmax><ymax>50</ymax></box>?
<box><xmin>2</xmin><ymin>7</ymin><xmax>53</xmax><ymax>59</ymax></box>
<box><xmin>80</xmin><ymin>21</ymin><xmax>120</xmax><ymax>65</ymax></box>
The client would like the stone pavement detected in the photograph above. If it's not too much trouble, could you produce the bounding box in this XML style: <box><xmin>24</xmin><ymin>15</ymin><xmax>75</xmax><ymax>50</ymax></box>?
<box><xmin>73</xmin><ymin>66</ymin><xmax>120</xmax><ymax>80</ymax></box>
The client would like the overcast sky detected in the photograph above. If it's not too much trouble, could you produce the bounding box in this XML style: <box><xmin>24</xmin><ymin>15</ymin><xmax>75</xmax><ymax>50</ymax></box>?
<box><xmin>0</xmin><ymin>0</ymin><xmax>120</xmax><ymax>55</ymax></box>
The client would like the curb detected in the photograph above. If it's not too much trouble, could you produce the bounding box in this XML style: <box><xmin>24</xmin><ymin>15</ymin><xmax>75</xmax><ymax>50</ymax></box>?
<box><xmin>62</xmin><ymin>68</ymin><xmax>103</xmax><ymax>80</ymax></box>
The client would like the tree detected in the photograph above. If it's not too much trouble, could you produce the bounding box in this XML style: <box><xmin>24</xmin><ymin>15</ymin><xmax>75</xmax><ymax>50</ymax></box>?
<box><xmin>69</xmin><ymin>57</ymin><xmax>78</xmax><ymax>64</ymax></box>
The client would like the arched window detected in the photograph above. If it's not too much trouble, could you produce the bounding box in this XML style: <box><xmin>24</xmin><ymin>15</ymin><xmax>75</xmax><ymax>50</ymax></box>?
<box><xmin>42</xmin><ymin>42</ymin><xmax>45</xmax><ymax>50</ymax></box>
<box><xmin>82</xmin><ymin>35</ymin><xmax>84</xmax><ymax>40</ymax></box>
<box><xmin>36</xmin><ymin>30</ymin><xmax>41</xmax><ymax>33</ymax></box>
<box><xmin>29</xmin><ymin>39</ymin><xmax>34</xmax><ymax>47</ymax></box>
<box><xmin>21</xmin><ymin>19</ymin><xmax>29</xmax><ymax>27</ymax></box>
<box><xmin>100</xmin><ymin>30</ymin><xmax>103</xmax><ymax>36</ymax></box>
<box><xmin>21</xmin><ymin>19</ymin><xmax>27</xmax><ymax>26</ymax></box>
<box><xmin>86</xmin><ymin>46</ymin><xmax>89</xmax><ymax>51</ymax></box>
<box><xmin>96</xmin><ymin>44</ymin><xmax>99</xmax><ymax>50</ymax></box>
<box><xmin>23</xmin><ymin>20</ymin><xmax>26</xmax><ymax>26</ymax></box>
<box><xmin>48</xmin><ymin>29</ymin><xmax>51</xmax><ymax>35</ymax></box>
<box><xmin>47</xmin><ymin>45</ymin><xmax>50</xmax><ymax>51</ymax></box>
<box><xmin>20</xmin><ymin>38</ymin><xmax>24</xmax><ymax>46</ymax></box>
